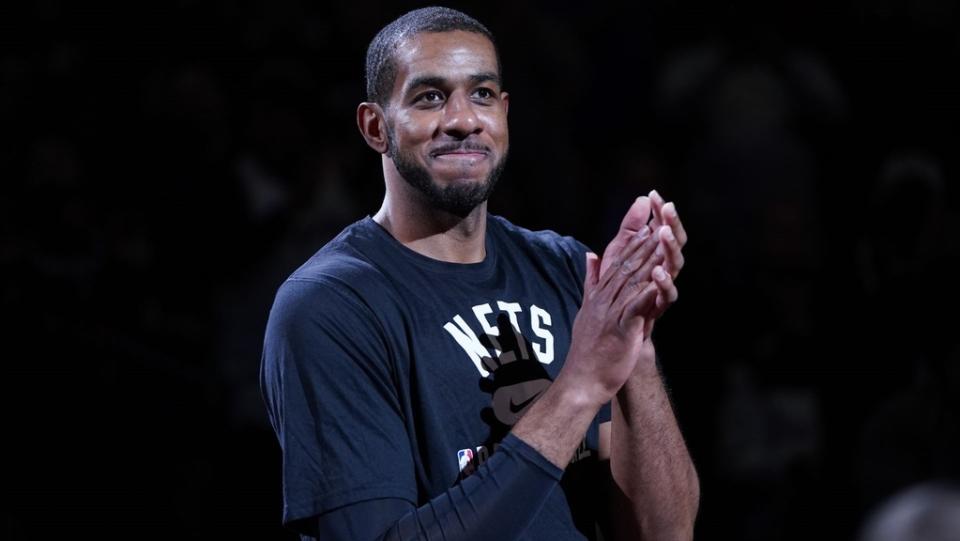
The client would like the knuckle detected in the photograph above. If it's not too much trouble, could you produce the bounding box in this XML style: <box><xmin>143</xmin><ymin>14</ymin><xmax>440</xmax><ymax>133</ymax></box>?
<box><xmin>639</xmin><ymin>240</ymin><xmax>656</xmax><ymax>257</ymax></box>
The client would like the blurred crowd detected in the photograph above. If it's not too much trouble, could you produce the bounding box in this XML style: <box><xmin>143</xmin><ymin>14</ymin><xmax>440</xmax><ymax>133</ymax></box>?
<box><xmin>3</xmin><ymin>1</ymin><xmax>958</xmax><ymax>539</ymax></box>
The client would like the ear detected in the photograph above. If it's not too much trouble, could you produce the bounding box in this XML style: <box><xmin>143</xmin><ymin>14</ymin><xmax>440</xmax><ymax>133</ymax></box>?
<box><xmin>357</xmin><ymin>102</ymin><xmax>389</xmax><ymax>154</ymax></box>
<box><xmin>501</xmin><ymin>91</ymin><xmax>509</xmax><ymax>116</ymax></box>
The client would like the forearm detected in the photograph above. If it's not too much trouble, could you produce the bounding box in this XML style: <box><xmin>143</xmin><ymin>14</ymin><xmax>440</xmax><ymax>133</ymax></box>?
<box><xmin>309</xmin><ymin>433</ymin><xmax>563</xmax><ymax>541</ymax></box>
<box><xmin>608</xmin><ymin>358</ymin><xmax>699</xmax><ymax>540</ymax></box>
<box><xmin>512</xmin><ymin>372</ymin><xmax>606</xmax><ymax>469</ymax></box>
<box><xmin>310</xmin><ymin>378</ymin><xmax>604</xmax><ymax>541</ymax></box>
<box><xmin>383</xmin><ymin>376</ymin><xmax>604</xmax><ymax>540</ymax></box>
<box><xmin>384</xmin><ymin>433</ymin><xmax>562</xmax><ymax>541</ymax></box>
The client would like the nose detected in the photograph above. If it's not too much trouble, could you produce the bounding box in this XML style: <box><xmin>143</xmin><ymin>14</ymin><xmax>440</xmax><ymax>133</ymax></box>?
<box><xmin>441</xmin><ymin>92</ymin><xmax>481</xmax><ymax>138</ymax></box>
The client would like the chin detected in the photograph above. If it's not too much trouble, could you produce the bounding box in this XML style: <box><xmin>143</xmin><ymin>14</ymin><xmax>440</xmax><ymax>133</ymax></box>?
<box><xmin>441</xmin><ymin>176</ymin><xmax>489</xmax><ymax>187</ymax></box>
<box><xmin>428</xmin><ymin>172</ymin><xmax>489</xmax><ymax>190</ymax></box>
<box><xmin>393</xmin><ymin>150</ymin><xmax>504</xmax><ymax>216</ymax></box>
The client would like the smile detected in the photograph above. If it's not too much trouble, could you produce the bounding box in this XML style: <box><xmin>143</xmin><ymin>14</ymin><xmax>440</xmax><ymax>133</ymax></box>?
<box><xmin>434</xmin><ymin>152</ymin><xmax>487</xmax><ymax>160</ymax></box>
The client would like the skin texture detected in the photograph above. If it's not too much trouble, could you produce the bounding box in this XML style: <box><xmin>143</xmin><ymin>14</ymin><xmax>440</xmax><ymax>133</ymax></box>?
<box><xmin>598</xmin><ymin>194</ymin><xmax>699</xmax><ymax>541</ymax></box>
<box><xmin>356</xmin><ymin>29</ymin><xmax>698</xmax><ymax>541</ymax></box>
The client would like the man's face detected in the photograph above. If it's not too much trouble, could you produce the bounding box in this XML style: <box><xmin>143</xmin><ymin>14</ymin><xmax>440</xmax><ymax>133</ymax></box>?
<box><xmin>384</xmin><ymin>30</ymin><xmax>509</xmax><ymax>217</ymax></box>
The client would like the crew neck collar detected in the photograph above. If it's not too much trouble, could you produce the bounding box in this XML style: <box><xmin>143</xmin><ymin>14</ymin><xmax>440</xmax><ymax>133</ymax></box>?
<box><xmin>361</xmin><ymin>215</ymin><xmax>499</xmax><ymax>280</ymax></box>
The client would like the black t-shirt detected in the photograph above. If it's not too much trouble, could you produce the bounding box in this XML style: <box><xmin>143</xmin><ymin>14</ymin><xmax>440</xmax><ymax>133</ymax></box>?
<box><xmin>261</xmin><ymin>214</ymin><xmax>611</xmax><ymax>539</ymax></box>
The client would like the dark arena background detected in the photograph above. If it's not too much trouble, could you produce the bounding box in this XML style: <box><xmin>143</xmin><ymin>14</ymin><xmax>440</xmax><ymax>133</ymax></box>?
<box><xmin>4</xmin><ymin>1</ymin><xmax>959</xmax><ymax>539</ymax></box>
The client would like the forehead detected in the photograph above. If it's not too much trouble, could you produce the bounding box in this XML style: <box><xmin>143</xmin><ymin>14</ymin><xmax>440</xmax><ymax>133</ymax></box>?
<box><xmin>391</xmin><ymin>30</ymin><xmax>498</xmax><ymax>89</ymax></box>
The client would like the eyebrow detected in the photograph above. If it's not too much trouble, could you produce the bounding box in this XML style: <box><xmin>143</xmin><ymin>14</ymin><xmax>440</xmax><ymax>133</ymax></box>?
<box><xmin>403</xmin><ymin>72</ymin><xmax>502</xmax><ymax>96</ymax></box>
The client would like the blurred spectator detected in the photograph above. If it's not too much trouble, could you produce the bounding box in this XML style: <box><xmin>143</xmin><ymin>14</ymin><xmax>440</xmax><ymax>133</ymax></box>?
<box><xmin>859</xmin><ymin>482</ymin><xmax>960</xmax><ymax>541</ymax></box>
<box><xmin>853</xmin><ymin>151</ymin><xmax>960</xmax><ymax>514</ymax></box>
<box><xmin>649</xmin><ymin>26</ymin><xmax>851</xmax><ymax>540</ymax></box>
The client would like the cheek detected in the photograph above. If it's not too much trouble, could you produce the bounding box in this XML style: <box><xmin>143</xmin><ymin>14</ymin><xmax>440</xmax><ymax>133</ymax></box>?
<box><xmin>395</xmin><ymin>112</ymin><xmax>437</xmax><ymax>142</ymax></box>
<box><xmin>484</xmin><ymin>112</ymin><xmax>509</xmax><ymax>146</ymax></box>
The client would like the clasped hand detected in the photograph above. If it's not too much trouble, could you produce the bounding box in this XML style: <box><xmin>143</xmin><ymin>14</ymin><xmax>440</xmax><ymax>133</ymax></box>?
<box><xmin>562</xmin><ymin>191</ymin><xmax>688</xmax><ymax>404</ymax></box>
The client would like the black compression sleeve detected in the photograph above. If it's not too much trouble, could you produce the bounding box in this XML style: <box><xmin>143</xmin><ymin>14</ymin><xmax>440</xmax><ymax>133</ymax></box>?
<box><xmin>308</xmin><ymin>433</ymin><xmax>563</xmax><ymax>541</ymax></box>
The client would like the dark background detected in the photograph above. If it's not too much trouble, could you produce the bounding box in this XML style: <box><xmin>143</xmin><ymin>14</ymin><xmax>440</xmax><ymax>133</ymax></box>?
<box><xmin>4</xmin><ymin>0</ymin><xmax>959</xmax><ymax>539</ymax></box>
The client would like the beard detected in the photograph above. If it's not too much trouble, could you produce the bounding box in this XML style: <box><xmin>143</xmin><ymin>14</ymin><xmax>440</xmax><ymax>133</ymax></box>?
<box><xmin>386</xmin><ymin>128</ymin><xmax>507</xmax><ymax>218</ymax></box>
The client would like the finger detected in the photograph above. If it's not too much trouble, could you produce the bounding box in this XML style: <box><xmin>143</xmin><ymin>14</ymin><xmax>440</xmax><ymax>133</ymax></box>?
<box><xmin>600</xmin><ymin>196</ymin><xmax>652</xmax><ymax>277</ymax></box>
<box><xmin>479</xmin><ymin>332</ymin><xmax>500</xmax><ymax>350</ymax></box>
<box><xmin>661</xmin><ymin>201</ymin><xmax>688</xmax><ymax>247</ymax></box>
<box><xmin>479</xmin><ymin>325</ymin><xmax>506</xmax><ymax>359</ymax></box>
<box><xmin>611</xmin><ymin>273</ymin><xmax>649</xmax><ymax>323</ymax></box>
<box><xmin>620</xmin><ymin>265</ymin><xmax>677</xmax><ymax>332</ymax></box>
<box><xmin>632</xmin><ymin>241</ymin><xmax>664</xmax><ymax>287</ymax></box>
<box><xmin>607</xmin><ymin>233</ymin><xmax>662</xmax><ymax>302</ymax></box>
<box><xmin>619</xmin><ymin>195</ymin><xmax>652</xmax><ymax>233</ymax></box>
<box><xmin>495</xmin><ymin>312</ymin><xmax>521</xmax><ymax>356</ymax></box>
<box><xmin>645</xmin><ymin>265</ymin><xmax>678</xmax><ymax>323</ymax></box>
<box><xmin>583</xmin><ymin>251</ymin><xmax>601</xmax><ymax>295</ymax></box>
<box><xmin>649</xmin><ymin>189</ymin><xmax>666</xmax><ymax>229</ymax></box>
<box><xmin>619</xmin><ymin>282</ymin><xmax>659</xmax><ymax>332</ymax></box>
<box><xmin>653</xmin><ymin>265</ymin><xmax>679</xmax><ymax>306</ymax></box>
<box><xmin>600</xmin><ymin>226</ymin><xmax>655</xmax><ymax>293</ymax></box>
<box><xmin>658</xmin><ymin>225</ymin><xmax>685</xmax><ymax>278</ymax></box>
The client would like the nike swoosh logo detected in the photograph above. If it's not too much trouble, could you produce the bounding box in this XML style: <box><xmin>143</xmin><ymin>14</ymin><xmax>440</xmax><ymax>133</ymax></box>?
<box><xmin>509</xmin><ymin>393</ymin><xmax>541</xmax><ymax>413</ymax></box>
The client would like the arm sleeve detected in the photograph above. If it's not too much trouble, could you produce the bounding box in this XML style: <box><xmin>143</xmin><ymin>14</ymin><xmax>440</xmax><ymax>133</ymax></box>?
<box><xmin>308</xmin><ymin>433</ymin><xmax>564</xmax><ymax>541</ymax></box>
<box><xmin>260</xmin><ymin>277</ymin><xmax>417</xmax><ymax>529</ymax></box>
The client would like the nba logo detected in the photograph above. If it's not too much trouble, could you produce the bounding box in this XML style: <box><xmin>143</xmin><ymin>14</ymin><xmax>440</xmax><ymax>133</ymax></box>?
<box><xmin>457</xmin><ymin>448</ymin><xmax>475</xmax><ymax>476</ymax></box>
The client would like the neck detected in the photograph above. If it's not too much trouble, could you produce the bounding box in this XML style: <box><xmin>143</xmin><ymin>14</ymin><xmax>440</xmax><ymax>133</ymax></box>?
<box><xmin>373</xmin><ymin>165</ymin><xmax>488</xmax><ymax>264</ymax></box>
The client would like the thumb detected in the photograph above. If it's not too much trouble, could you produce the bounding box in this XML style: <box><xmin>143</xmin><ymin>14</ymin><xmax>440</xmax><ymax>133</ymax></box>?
<box><xmin>619</xmin><ymin>196</ymin><xmax>652</xmax><ymax>233</ymax></box>
<box><xmin>600</xmin><ymin>196</ymin><xmax>652</xmax><ymax>277</ymax></box>
<box><xmin>584</xmin><ymin>252</ymin><xmax>600</xmax><ymax>293</ymax></box>
<box><xmin>643</xmin><ymin>318</ymin><xmax>655</xmax><ymax>341</ymax></box>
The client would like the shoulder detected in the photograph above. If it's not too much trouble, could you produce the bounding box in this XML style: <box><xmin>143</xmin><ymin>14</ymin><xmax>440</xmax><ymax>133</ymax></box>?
<box><xmin>263</xmin><ymin>223</ymin><xmax>397</xmax><ymax>372</ymax></box>
<box><xmin>289</xmin><ymin>220</ymin><xmax>384</xmax><ymax>287</ymax></box>
<box><xmin>269</xmin><ymin>219</ymin><xmax>394</xmax><ymax>326</ymax></box>
<box><xmin>488</xmin><ymin>214</ymin><xmax>592</xmax><ymax>279</ymax></box>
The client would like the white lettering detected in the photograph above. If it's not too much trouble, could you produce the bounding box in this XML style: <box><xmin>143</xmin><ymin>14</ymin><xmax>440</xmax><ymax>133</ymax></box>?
<box><xmin>471</xmin><ymin>303</ymin><xmax>500</xmax><ymax>356</ymax></box>
<box><xmin>496</xmin><ymin>301</ymin><xmax>529</xmax><ymax>360</ymax></box>
<box><xmin>446</xmin><ymin>302</ymin><xmax>558</xmax><ymax>373</ymax></box>
<box><xmin>443</xmin><ymin>315</ymin><xmax>491</xmax><ymax>376</ymax></box>
<box><xmin>530</xmin><ymin>304</ymin><xmax>554</xmax><ymax>364</ymax></box>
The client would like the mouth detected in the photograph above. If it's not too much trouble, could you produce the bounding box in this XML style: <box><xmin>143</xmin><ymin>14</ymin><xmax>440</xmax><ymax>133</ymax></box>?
<box><xmin>433</xmin><ymin>151</ymin><xmax>488</xmax><ymax>161</ymax></box>
<box><xmin>430</xmin><ymin>145</ymin><xmax>490</xmax><ymax>161</ymax></box>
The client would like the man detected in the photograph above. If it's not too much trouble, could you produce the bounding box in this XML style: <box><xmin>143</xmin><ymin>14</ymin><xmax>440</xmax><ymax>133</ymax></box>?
<box><xmin>261</xmin><ymin>7</ymin><xmax>699</xmax><ymax>540</ymax></box>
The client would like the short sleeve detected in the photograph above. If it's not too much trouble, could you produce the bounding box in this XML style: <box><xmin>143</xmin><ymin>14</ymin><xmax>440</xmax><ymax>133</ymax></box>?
<box><xmin>553</xmin><ymin>235</ymin><xmax>592</xmax><ymax>296</ymax></box>
<box><xmin>567</xmin><ymin>238</ymin><xmax>593</xmax><ymax>287</ymax></box>
<box><xmin>260</xmin><ymin>277</ymin><xmax>417</xmax><ymax>528</ymax></box>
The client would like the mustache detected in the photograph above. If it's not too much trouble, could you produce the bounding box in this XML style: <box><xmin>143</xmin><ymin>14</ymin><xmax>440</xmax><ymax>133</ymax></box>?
<box><xmin>429</xmin><ymin>142</ymin><xmax>491</xmax><ymax>156</ymax></box>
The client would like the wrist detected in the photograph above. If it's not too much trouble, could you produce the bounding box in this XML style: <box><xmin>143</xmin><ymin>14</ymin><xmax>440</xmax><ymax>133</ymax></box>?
<box><xmin>633</xmin><ymin>340</ymin><xmax>659</xmax><ymax>375</ymax></box>
<box><xmin>512</xmin><ymin>372</ymin><xmax>606</xmax><ymax>470</ymax></box>
<box><xmin>551</xmin><ymin>371</ymin><xmax>609</xmax><ymax>413</ymax></box>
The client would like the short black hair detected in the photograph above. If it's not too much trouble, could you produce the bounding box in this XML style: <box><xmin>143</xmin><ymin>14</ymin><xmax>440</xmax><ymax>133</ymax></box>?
<box><xmin>365</xmin><ymin>6</ymin><xmax>500</xmax><ymax>107</ymax></box>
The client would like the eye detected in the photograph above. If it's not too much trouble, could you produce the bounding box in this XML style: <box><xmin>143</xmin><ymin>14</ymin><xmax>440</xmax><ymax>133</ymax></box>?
<box><xmin>473</xmin><ymin>87</ymin><xmax>495</xmax><ymax>100</ymax></box>
<box><xmin>416</xmin><ymin>90</ymin><xmax>445</xmax><ymax>104</ymax></box>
